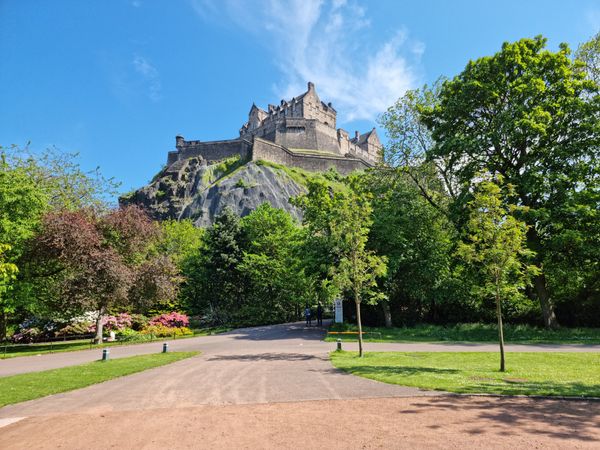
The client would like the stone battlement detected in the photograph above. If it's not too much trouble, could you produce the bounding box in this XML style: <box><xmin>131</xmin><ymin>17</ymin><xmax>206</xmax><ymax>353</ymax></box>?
<box><xmin>167</xmin><ymin>82</ymin><xmax>382</xmax><ymax>174</ymax></box>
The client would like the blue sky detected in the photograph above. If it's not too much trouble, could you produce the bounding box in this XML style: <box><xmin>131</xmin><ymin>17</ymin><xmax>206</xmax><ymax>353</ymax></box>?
<box><xmin>1</xmin><ymin>0</ymin><xmax>599</xmax><ymax>201</ymax></box>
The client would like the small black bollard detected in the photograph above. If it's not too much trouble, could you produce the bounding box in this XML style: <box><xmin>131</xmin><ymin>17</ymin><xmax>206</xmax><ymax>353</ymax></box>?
<box><xmin>336</xmin><ymin>339</ymin><xmax>342</xmax><ymax>351</ymax></box>
<box><xmin>102</xmin><ymin>348</ymin><xmax>110</xmax><ymax>361</ymax></box>
<box><xmin>162</xmin><ymin>342</ymin><xmax>169</xmax><ymax>353</ymax></box>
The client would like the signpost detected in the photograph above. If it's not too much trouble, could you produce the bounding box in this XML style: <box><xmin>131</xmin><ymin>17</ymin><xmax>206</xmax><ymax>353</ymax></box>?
<box><xmin>334</xmin><ymin>299</ymin><xmax>343</xmax><ymax>323</ymax></box>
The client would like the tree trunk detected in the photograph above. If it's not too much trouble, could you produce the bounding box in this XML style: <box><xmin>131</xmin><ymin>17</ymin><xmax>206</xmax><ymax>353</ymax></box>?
<box><xmin>495</xmin><ymin>281</ymin><xmax>506</xmax><ymax>372</ymax></box>
<box><xmin>94</xmin><ymin>307</ymin><xmax>105</xmax><ymax>345</ymax></box>
<box><xmin>533</xmin><ymin>273</ymin><xmax>558</xmax><ymax>329</ymax></box>
<box><xmin>0</xmin><ymin>311</ymin><xmax>6</xmax><ymax>342</ymax></box>
<box><xmin>381</xmin><ymin>300</ymin><xmax>392</xmax><ymax>328</ymax></box>
<box><xmin>355</xmin><ymin>293</ymin><xmax>364</xmax><ymax>358</ymax></box>
<box><xmin>526</xmin><ymin>228</ymin><xmax>559</xmax><ymax>329</ymax></box>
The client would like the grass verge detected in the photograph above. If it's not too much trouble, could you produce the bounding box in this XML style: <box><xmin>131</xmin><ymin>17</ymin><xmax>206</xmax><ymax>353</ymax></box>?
<box><xmin>0</xmin><ymin>351</ymin><xmax>199</xmax><ymax>407</ymax></box>
<box><xmin>0</xmin><ymin>327</ymin><xmax>230</xmax><ymax>360</ymax></box>
<box><xmin>330</xmin><ymin>351</ymin><xmax>600</xmax><ymax>397</ymax></box>
<box><xmin>326</xmin><ymin>323</ymin><xmax>600</xmax><ymax>345</ymax></box>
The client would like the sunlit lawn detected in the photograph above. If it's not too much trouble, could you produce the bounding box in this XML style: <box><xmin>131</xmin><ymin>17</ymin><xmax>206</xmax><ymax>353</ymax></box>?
<box><xmin>326</xmin><ymin>323</ymin><xmax>600</xmax><ymax>344</ymax></box>
<box><xmin>331</xmin><ymin>351</ymin><xmax>600</xmax><ymax>397</ymax></box>
<box><xmin>0</xmin><ymin>351</ymin><xmax>199</xmax><ymax>407</ymax></box>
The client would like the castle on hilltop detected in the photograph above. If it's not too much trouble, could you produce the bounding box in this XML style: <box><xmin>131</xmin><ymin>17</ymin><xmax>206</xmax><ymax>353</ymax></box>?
<box><xmin>166</xmin><ymin>82</ymin><xmax>382</xmax><ymax>175</ymax></box>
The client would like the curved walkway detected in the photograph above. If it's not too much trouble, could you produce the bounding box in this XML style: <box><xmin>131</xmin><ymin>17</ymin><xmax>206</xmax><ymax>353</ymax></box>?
<box><xmin>1</xmin><ymin>321</ymin><xmax>599</xmax><ymax>449</ymax></box>
<box><xmin>2</xmin><ymin>321</ymin><xmax>599</xmax><ymax>378</ymax></box>
<box><xmin>0</xmin><ymin>322</ymin><xmax>439</xmax><ymax>419</ymax></box>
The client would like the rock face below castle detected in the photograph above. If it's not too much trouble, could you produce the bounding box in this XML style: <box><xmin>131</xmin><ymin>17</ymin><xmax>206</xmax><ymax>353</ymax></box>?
<box><xmin>122</xmin><ymin>158</ymin><xmax>307</xmax><ymax>227</ymax></box>
<box><xmin>167</xmin><ymin>82</ymin><xmax>381</xmax><ymax>175</ymax></box>
<box><xmin>123</xmin><ymin>82</ymin><xmax>381</xmax><ymax>226</ymax></box>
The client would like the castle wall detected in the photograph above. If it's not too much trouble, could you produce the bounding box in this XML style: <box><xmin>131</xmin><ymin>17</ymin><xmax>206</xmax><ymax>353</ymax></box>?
<box><xmin>274</xmin><ymin>118</ymin><xmax>318</xmax><ymax>150</ymax></box>
<box><xmin>314</xmin><ymin>121</ymin><xmax>341</xmax><ymax>154</ymax></box>
<box><xmin>252</xmin><ymin>138</ymin><xmax>370</xmax><ymax>175</ymax></box>
<box><xmin>175</xmin><ymin>139</ymin><xmax>252</xmax><ymax>163</ymax></box>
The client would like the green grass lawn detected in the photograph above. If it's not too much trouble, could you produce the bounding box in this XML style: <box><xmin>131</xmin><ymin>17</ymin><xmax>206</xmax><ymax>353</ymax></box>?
<box><xmin>0</xmin><ymin>326</ymin><xmax>231</xmax><ymax>360</ymax></box>
<box><xmin>0</xmin><ymin>351</ymin><xmax>199</xmax><ymax>407</ymax></box>
<box><xmin>326</xmin><ymin>323</ymin><xmax>600</xmax><ymax>344</ymax></box>
<box><xmin>331</xmin><ymin>351</ymin><xmax>600</xmax><ymax>397</ymax></box>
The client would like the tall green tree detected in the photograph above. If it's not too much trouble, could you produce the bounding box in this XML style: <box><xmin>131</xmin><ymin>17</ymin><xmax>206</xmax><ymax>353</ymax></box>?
<box><xmin>0</xmin><ymin>146</ymin><xmax>118</xmax><ymax>338</ymax></box>
<box><xmin>155</xmin><ymin>219</ymin><xmax>205</xmax><ymax>266</ymax></box>
<box><xmin>184</xmin><ymin>208</ymin><xmax>246</xmax><ymax>324</ymax></box>
<box><xmin>576</xmin><ymin>31</ymin><xmax>600</xmax><ymax>85</ymax></box>
<box><xmin>378</xmin><ymin>81</ymin><xmax>460</xmax><ymax>214</ymax></box>
<box><xmin>0</xmin><ymin>244</ymin><xmax>18</xmax><ymax>339</ymax></box>
<box><xmin>457</xmin><ymin>174</ymin><xmax>538</xmax><ymax>371</ymax></box>
<box><xmin>239</xmin><ymin>203</ymin><xmax>308</xmax><ymax>324</ymax></box>
<box><xmin>296</xmin><ymin>181</ymin><xmax>387</xmax><ymax>357</ymax></box>
<box><xmin>421</xmin><ymin>36</ymin><xmax>600</xmax><ymax>328</ymax></box>
<box><xmin>362</xmin><ymin>171</ymin><xmax>455</xmax><ymax>326</ymax></box>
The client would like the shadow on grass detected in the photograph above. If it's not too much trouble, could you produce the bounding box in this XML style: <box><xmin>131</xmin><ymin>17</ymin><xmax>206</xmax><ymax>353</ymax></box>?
<box><xmin>341</xmin><ymin>363</ymin><xmax>600</xmax><ymax>397</ymax></box>
<box><xmin>344</xmin><ymin>365</ymin><xmax>460</xmax><ymax>376</ymax></box>
<box><xmin>455</xmin><ymin>380</ymin><xmax>600</xmax><ymax>398</ymax></box>
<box><xmin>409</xmin><ymin>396</ymin><xmax>600</xmax><ymax>442</ymax></box>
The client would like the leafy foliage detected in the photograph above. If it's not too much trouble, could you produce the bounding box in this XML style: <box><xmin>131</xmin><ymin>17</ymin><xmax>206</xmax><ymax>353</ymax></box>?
<box><xmin>457</xmin><ymin>174</ymin><xmax>538</xmax><ymax>370</ymax></box>
<box><xmin>30</xmin><ymin>206</ymin><xmax>179</xmax><ymax>343</ymax></box>
<box><xmin>418</xmin><ymin>36</ymin><xmax>600</xmax><ymax>328</ymax></box>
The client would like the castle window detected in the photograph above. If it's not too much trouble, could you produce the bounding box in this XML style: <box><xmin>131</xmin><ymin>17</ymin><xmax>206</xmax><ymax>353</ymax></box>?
<box><xmin>287</xmin><ymin>126</ymin><xmax>305</xmax><ymax>133</ymax></box>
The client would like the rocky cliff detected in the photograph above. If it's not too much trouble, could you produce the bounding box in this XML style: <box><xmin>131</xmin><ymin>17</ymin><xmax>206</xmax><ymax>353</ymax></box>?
<box><xmin>121</xmin><ymin>156</ymin><xmax>312</xmax><ymax>227</ymax></box>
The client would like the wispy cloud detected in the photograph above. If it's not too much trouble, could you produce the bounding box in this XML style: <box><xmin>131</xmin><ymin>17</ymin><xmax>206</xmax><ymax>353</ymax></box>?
<box><xmin>586</xmin><ymin>8</ymin><xmax>600</xmax><ymax>33</ymax></box>
<box><xmin>132</xmin><ymin>55</ymin><xmax>161</xmax><ymax>102</ymax></box>
<box><xmin>190</xmin><ymin>0</ymin><xmax>423</xmax><ymax>122</ymax></box>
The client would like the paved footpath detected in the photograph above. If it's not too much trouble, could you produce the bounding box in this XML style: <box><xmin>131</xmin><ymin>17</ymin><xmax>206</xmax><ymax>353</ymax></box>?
<box><xmin>1</xmin><ymin>321</ymin><xmax>599</xmax><ymax>449</ymax></box>
<box><xmin>3</xmin><ymin>321</ymin><xmax>599</xmax><ymax>378</ymax></box>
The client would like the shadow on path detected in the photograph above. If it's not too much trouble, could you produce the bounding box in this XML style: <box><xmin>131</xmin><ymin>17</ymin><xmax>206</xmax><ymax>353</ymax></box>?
<box><xmin>207</xmin><ymin>352</ymin><xmax>327</xmax><ymax>362</ymax></box>
<box><xmin>222</xmin><ymin>320</ymin><xmax>331</xmax><ymax>342</ymax></box>
<box><xmin>406</xmin><ymin>395</ymin><xmax>600</xmax><ymax>443</ymax></box>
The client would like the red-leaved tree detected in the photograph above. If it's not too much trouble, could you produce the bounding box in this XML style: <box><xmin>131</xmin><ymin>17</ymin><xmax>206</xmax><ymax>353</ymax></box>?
<box><xmin>32</xmin><ymin>206</ymin><xmax>178</xmax><ymax>343</ymax></box>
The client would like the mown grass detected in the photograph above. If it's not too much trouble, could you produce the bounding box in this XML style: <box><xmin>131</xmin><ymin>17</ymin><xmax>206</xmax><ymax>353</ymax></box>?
<box><xmin>255</xmin><ymin>159</ymin><xmax>350</xmax><ymax>192</ymax></box>
<box><xmin>326</xmin><ymin>323</ymin><xmax>600</xmax><ymax>345</ymax></box>
<box><xmin>330</xmin><ymin>351</ymin><xmax>600</xmax><ymax>397</ymax></box>
<box><xmin>0</xmin><ymin>351</ymin><xmax>199</xmax><ymax>407</ymax></box>
<box><xmin>0</xmin><ymin>326</ymin><xmax>230</xmax><ymax>360</ymax></box>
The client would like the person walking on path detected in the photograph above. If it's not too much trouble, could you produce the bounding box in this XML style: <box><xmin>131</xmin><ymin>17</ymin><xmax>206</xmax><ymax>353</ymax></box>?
<box><xmin>316</xmin><ymin>303</ymin><xmax>323</xmax><ymax>327</ymax></box>
<box><xmin>305</xmin><ymin>306</ymin><xmax>312</xmax><ymax>327</ymax></box>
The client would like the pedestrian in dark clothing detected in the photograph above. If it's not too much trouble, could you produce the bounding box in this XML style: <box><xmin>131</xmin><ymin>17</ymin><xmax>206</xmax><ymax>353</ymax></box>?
<box><xmin>304</xmin><ymin>306</ymin><xmax>312</xmax><ymax>326</ymax></box>
<box><xmin>316</xmin><ymin>303</ymin><xmax>323</xmax><ymax>326</ymax></box>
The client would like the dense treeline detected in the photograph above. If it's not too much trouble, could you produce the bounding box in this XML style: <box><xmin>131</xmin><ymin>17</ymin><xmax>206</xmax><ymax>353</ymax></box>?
<box><xmin>1</xmin><ymin>34</ymin><xmax>599</xmax><ymax>340</ymax></box>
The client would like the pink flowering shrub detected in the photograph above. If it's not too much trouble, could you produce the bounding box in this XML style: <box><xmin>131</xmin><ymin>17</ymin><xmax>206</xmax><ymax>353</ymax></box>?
<box><xmin>88</xmin><ymin>313</ymin><xmax>133</xmax><ymax>333</ymax></box>
<box><xmin>149</xmin><ymin>312</ymin><xmax>189</xmax><ymax>328</ymax></box>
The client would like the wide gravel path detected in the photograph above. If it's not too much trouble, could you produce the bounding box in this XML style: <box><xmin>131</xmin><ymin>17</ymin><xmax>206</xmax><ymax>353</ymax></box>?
<box><xmin>3</xmin><ymin>320</ymin><xmax>598</xmax><ymax>378</ymax></box>
<box><xmin>0</xmin><ymin>321</ymin><xmax>440</xmax><ymax>419</ymax></box>
<box><xmin>1</xmin><ymin>321</ymin><xmax>599</xmax><ymax>449</ymax></box>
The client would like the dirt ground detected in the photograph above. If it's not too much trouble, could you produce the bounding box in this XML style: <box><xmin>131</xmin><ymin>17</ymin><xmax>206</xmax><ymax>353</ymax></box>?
<box><xmin>1</xmin><ymin>396</ymin><xmax>598</xmax><ymax>449</ymax></box>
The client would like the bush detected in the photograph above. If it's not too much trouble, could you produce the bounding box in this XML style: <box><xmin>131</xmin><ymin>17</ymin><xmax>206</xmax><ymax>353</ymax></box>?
<box><xmin>141</xmin><ymin>325</ymin><xmax>193</xmax><ymax>338</ymax></box>
<box><xmin>149</xmin><ymin>312</ymin><xmax>189</xmax><ymax>328</ymax></box>
<box><xmin>115</xmin><ymin>328</ymin><xmax>153</xmax><ymax>342</ymax></box>
<box><xmin>88</xmin><ymin>313</ymin><xmax>133</xmax><ymax>334</ymax></box>
<box><xmin>11</xmin><ymin>327</ymin><xmax>42</xmax><ymax>343</ymax></box>
<box><xmin>129</xmin><ymin>314</ymin><xmax>150</xmax><ymax>331</ymax></box>
<box><xmin>56</xmin><ymin>321</ymin><xmax>93</xmax><ymax>337</ymax></box>
<box><xmin>11</xmin><ymin>318</ymin><xmax>60</xmax><ymax>343</ymax></box>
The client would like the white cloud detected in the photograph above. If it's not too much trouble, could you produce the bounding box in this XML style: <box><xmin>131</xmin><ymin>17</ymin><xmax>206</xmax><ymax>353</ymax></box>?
<box><xmin>132</xmin><ymin>55</ymin><xmax>161</xmax><ymax>102</ymax></box>
<box><xmin>190</xmin><ymin>0</ymin><xmax>423</xmax><ymax>122</ymax></box>
<box><xmin>586</xmin><ymin>9</ymin><xmax>600</xmax><ymax>33</ymax></box>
